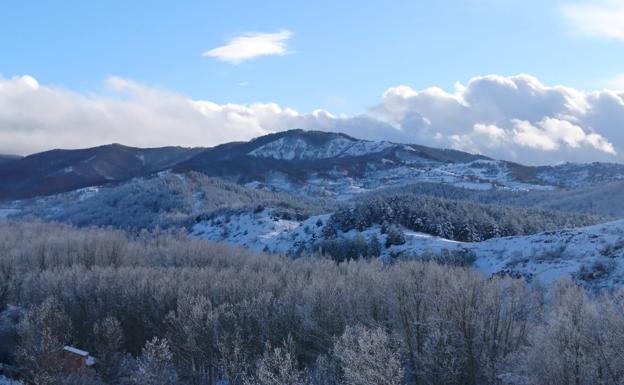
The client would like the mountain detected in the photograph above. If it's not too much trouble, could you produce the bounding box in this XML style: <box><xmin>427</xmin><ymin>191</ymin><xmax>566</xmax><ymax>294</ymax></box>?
<box><xmin>0</xmin><ymin>144</ymin><xmax>203</xmax><ymax>199</ymax></box>
<box><xmin>3</xmin><ymin>129</ymin><xmax>624</xmax><ymax>200</ymax></box>
<box><xmin>3</xmin><ymin>129</ymin><xmax>624</xmax><ymax>290</ymax></box>
<box><xmin>174</xmin><ymin>129</ymin><xmax>624</xmax><ymax>195</ymax></box>
<box><xmin>173</xmin><ymin>129</ymin><xmax>492</xmax><ymax>192</ymax></box>
<box><xmin>0</xmin><ymin>155</ymin><xmax>22</xmax><ymax>165</ymax></box>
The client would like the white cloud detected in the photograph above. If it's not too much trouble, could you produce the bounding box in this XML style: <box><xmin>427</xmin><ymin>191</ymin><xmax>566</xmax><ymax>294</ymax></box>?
<box><xmin>561</xmin><ymin>1</ymin><xmax>624</xmax><ymax>40</ymax></box>
<box><xmin>0</xmin><ymin>74</ymin><xmax>395</xmax><ymax>156</ymax></box>
<box><xmin>370</xmin><ymin>74</ymin><xmax>620</xmax><ymax>163</ymax></box>
<box><xmin>511</xmin><ymin>118</ymin><xmax>615</xmax><ymax>153</ymax></box>
<box><xmin>203</xmin><ymin>30</ymin><xmax>292</xmax><ymax>64</ymax></box>
<box><xmin>1</xmin><ymin>73</ymin><xmax>623</xmax><ymax>165</ymax></box>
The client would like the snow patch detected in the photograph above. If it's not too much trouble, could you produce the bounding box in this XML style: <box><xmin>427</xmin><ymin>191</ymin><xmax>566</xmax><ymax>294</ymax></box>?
<box><xmin>248</xmin><ymin>137</ymin><xmax>393</xmax><ymax>160</ymax></box>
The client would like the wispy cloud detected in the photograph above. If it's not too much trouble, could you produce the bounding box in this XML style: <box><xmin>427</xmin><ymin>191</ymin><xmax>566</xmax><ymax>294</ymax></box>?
<box><xmin>203</xmin><ymin>30</ymin><xmax>292</xmax><ymax>64</ymax></box>
<box><xmin>561</xmin><ymin>1</ymin><xmax>624</xmax><ymax>40</ymax></box>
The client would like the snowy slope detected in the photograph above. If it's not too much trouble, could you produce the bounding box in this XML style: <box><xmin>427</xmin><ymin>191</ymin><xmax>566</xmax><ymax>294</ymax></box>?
<box><xmin>471</xmin><ymin>220</ymin><xmax>624</xmax><ymax>287</ymax></box>
<box><xmin>192</xmin><ymin>208</ymin><xmax>330</xmax><ymax>253</ymax></box>
<box><xmin>182</xmin><ymin>130</ymin><xmax>570</xmax><ymax>195</ymax></box>
<box><xmin>265</xmin><ymin>159</ymin><xmax>556</xmax><ymax>199</ymax></box>
<box><xmin>248</xmin><ymin>136</ymin><xmax>394</xmax><ymax>160</ymax></box>
<box><xmin>192</xmin><ymin>210</ymin><xmax>624</xmax><ymax>289</ymax></box>
<box><xmin>535</xmin><ymin>162</ymin><xmax>624</xmax><ymax>188</ymax></box>
<box><xmin>5</xmin><ymin>130</ymin><xmax>624</xmax><ymax>200</ymax></box>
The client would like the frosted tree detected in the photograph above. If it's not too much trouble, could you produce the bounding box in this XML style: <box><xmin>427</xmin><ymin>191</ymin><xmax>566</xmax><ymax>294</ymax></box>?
<box><xmin>16</xmin><ymin>298</ymin><xmax>73</xmax><ymax>385</ymax></box>
<box><xmin>249</xmin><ymin>337</ymin><xmax>307</xmax><ymax>385</ymax></box>
<box><xmin>133</xmin><ymin>337</ymin><xmax>179</xmax><ymax>385</ymax></box>
<box><xmin>333</xmin><ymin>325</ymin><xmax>403</xmax><ymax>385</ymax></box>
<box><xmin>93</xmin><ymin>316</ymin><xmax>129</xmax><ymax>383</ymax></box>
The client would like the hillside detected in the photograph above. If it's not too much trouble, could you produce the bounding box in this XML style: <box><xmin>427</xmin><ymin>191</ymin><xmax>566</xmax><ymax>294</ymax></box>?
<box><xmin>3</xmin><ymin>130</ymin><xmax>624</xmax><ymax>200</ymax></box>
<box><xmin>0</xmin><ymin>155</ymin><xmax>21</xmax><ymax>166</ymax></box>
<box><xmin>1</xmin><ymin>129</ymin><xmax>624</xmax><ymax>292</ymax></box>
<box><xmin>0</xmin><ymin>144</ymin><xmax>203</xmax><ymax>199</ymax></box>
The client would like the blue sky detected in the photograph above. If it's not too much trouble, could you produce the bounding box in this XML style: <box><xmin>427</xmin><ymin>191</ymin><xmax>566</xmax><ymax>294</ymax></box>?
<box><xmin>1</xmin><ymin>0</ymin><xmax>624</xmax><ymax>164</ymax></box>
<box><xmin>2</xmin><ymin>0</ymin><xmax>622</xmax><ymax>112</ymax></box>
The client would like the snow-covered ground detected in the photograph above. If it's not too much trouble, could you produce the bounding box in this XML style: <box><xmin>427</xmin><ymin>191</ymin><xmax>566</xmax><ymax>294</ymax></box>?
<box><xmin>258</xmin><ymin>159</ymin><xmax>558</xmax><ymax>199</ymax></box>
<box><xmin>437</xmin><ymin>160</ymin><xmax>555</xmax><ymax>191</ymax></box>
<box><xmin>193</xmin><ymin>209</ymin><xmax>624</xmax><ymax>289</ymax></box>
<box><xmin>244</xmin><ymin>134</ymin><xmax>562</xmax><ymax>195</ymax></box>
<box><xmin>0</xmin><ymin>375</ymin><xmax>22</xmax><ymax>385</ymax></box>
<box><xmin>192</xmin><ymin>209</ymin><xmax>331</xmax><ymax>253</ymax></box>
<box><xmin>471</xmin><ymin>220</ymin><xmax>624</xmax><ymax>287</ymax></box>
<box><xmin>248</xmin><ymin>136</ymin><xmax>394</xmax><ymax>160</ymax></box>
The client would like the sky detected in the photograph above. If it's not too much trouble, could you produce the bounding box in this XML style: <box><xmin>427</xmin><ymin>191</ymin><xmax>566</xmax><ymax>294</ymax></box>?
<box><xmin>1</xmin><ymin>0</ymin><xmax>624</xmax><ymax>164</ymax></box>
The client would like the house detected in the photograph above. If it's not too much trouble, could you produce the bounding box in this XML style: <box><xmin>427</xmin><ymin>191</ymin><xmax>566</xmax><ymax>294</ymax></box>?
<box><xmin>59</xmin><ymin>346</ymin><xmax>96</xmax><ymax>372</ymax></box>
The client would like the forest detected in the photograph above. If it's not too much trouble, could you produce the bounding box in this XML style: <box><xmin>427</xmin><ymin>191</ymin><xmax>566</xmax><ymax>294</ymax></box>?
<box><xmin>1</xmin><ymin>220</ymin><xmax>623</xmax><ymax>385</ymax></box>
<box><xmin>325</xmin><ymin>193</ymin><xmax>600</xmax><ymax>242</ymax></box>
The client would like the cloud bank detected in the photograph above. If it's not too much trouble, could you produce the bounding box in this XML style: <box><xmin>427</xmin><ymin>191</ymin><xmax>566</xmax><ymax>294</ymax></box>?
<box><xmin>203</xmin><ymin>30</ymin><xmax>292</xmax><ymax>64</ymax></box>
<box><xmin>1</xmin><ymin>73</ymin><xmax>623</xmax><ymax>165</ymax></box>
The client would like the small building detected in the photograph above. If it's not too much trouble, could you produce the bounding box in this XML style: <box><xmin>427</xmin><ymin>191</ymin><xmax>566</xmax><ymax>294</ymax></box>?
<box><xmin>59</xmin><ymin>346</ymin><xmax>96</xmax><ymax>372</ymax></box>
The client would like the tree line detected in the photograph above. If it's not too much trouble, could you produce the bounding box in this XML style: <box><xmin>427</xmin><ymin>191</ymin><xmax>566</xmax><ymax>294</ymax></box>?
<box><xmin>325</xmin><ymin>193</ymin><xmax>599</xmax><ymax>242</ymax></box>
<box><xmin>0</xmin><ymin>220</ymin><xmax>623</xmax><ymax>385</ymax></box>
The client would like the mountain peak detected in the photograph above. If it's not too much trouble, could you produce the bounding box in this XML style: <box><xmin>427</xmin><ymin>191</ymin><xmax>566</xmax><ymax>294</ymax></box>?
<box><xmin>248</xmin><ymin>129</ymin><xmax>392</xmax><ymax>161</ymax></box>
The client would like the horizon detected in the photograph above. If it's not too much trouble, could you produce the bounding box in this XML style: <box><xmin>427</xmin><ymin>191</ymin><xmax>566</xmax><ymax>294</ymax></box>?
<box><xmin>3</xmin><ymin>128</ymin><xmax>623</xmax><ymax>168</ymax></box>
<box><xmin>2</xmin><ymin>1</ymin><xmax>624</xmax><ymax>165</ymax></box>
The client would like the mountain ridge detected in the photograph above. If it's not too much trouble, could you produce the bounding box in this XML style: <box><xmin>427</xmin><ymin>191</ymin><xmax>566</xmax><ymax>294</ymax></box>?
<box><xmin>2</xmin><ymin>129</ymin><xmax>624</xmax><ymax>200</ymax></box>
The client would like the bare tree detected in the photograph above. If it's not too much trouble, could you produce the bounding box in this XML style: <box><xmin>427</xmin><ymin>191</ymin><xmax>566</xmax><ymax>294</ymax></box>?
<box><xmin>16</xmin><ymin>298</ymin><xmax>73</xmax><ymax>385</ymax></box>
<box><xmin>133</xmin><ymin>337</ymin><xmax>179</xmax><ymax>385</ymax></box>
<box><xmin>333</xmin><ymin>325</ymin><xmax>403</xmax><ymax>385</ymax></box>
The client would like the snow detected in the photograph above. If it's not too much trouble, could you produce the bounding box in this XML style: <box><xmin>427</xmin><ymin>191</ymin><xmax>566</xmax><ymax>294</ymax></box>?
<box><xmin>469</xmin><ymin>220</ymin><xmax>624</xmax><ymax>286</ymax></box>
<box><xmin>248</xmin><ymin>137</ymin><xmax>393</xmax><ymax>160</ymax></box>
<box><xmin>74</xmin><ymin>186</ymin><xmax>100</xmax><ymax>201</ymax></box>
<box><xmin>192</xmin><ymin>208</ymin><xmax>330</xmax><ymax>254</ymax></box>
<box><xmin>536</xmin><ymin>162</ymin><xmax>624</xmax><ymax>188</ymax></box>
<box><xmin>63</xmin><ymin>346</ymin><xmax>97</xmax><ymax>366</ymax></box>
<box><xmin>436</xmin><ymin>160</ymin><xmax>555</xmax><ymax>191</ymax></box>
<box><xmin>0</xmin><ymin>375</ymin><xmax>22</xmax><ymax>385</ymax></box>
<box><xmin>64</xmin><ymin>346</ymin><xmax>89</xmax><ymax>357</ymax></box>
<box><xmin>245</xmin><ymin>136</ymin><xmax>558</xmax><ymax>196</ymax></box>
<box><xmin>193</xmin><ymin>208</ymin><xmax>624</xmax><ymax>289</ymax></box>
<box><xmin>386</xmin><ymin>219</ymin><xmax>624</xmax><ymax>287</ymax></box>
<box><xmin>250</xmin><ymin>158</ymin><xmax>557</xmax><ymax>199</ymax></box>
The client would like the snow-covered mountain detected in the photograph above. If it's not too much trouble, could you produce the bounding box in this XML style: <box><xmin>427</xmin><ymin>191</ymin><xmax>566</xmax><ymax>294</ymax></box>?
<box><xmin>248</xmin><ymin>135</ymin><xmax>395</xmax><ymax>160</ymax></box>
<box><xmin>0</xmin><ymin>144</ymin><xmax>203</xmax><ymax>199</ymax></box>
<box><xmin>3</xmin><ymin>128</ymin><xmax>624</xmax><ymax>292</ymax></box>
<box><xmin>0</xmin><ymin>155</ymin><xmax>21</xmax><ymax>166</ymax></box>
<box><xmin>4</xmin><ymin>129</ymin><xmax>624</xmax><ymax>200</ymax></box>
<box><xmin>174</xmin><ymin>129</ymin><xmax>624</xmax><ymax>197</ymax></box>
<box><xmin>2</xmin><ymin>141</ymin><xmax>624</xmax><ymax>290</ymax></box>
